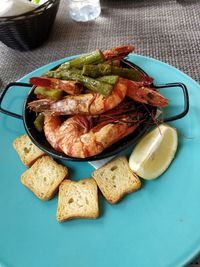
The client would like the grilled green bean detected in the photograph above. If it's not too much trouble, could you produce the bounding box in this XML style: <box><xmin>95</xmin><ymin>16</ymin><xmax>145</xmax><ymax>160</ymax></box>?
<box><xmin>34</xmin><ymin>87</ymin><xmax>63</xmax><ymax>100</ymax></box>
<box><xmin>81</xmin><ymin>63</ymin><xmax>141</xmax><ymax>81</ymax></box>
<box><xmin>46</xmin><ymin>69</ymin><xmax>113</xmax><ymax>95</ymax></box>
<box><xmin>82</xmin><ymin>64</ymin><xmax>111</xmax><ymax>78</ymax></box>
<box><xmin>60</xmin><ymin>49</ymin><xmax>105</xmax><ymax>70</ymax></box>
<box><xmin>111</xmin><ymin>66</ymin><xmax>141</xmax><ymax>81</ymax></box>
<box><xmin>34</xmin><ymin>113</ymin><xmax>44</xmax><ymax>132</ymax></box>
<box><xmin>97</xmin><ymin>75</ymin><xmax>119</xmax><ymax>85</ymax></box>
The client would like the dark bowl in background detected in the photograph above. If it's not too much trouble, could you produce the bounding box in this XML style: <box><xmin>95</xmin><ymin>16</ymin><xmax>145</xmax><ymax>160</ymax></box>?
<box><xmin>0</xmin><ymin>0</ymin><xmax>60</xmax><ymax>51</ymax></box>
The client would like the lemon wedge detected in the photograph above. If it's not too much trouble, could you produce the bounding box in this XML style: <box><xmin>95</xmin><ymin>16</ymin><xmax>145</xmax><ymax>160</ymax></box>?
<box><xmin>129</xmin><ymin>123</ymin><xmax>178</xmax><ymax>180</ymax></box>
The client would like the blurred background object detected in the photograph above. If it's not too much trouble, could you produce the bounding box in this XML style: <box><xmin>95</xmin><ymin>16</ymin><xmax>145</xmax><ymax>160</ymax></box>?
<box><xmin>0</xmin><ymin>0</ymin><xmax>60</xmax><ymax>51</ymax></box>
<box><xmin>0</xmin><ymin>0</ymin><xmax>36</xmax><ymax>17</ymax></box>
<box><xmin>69</xmin><ymin>0</ymin><xmax>101</xmax><ymax>22</ymax></box>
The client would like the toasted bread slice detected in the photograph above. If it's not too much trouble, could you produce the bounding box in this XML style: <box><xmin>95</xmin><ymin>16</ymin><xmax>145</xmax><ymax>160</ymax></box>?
<box><xmin>21</xmin><ymin>155</ymin><xmax>68</xmax><ymax>200</ymax></box>
<box><xmin>92</xmin><ymin>156</ymin><xmax>141</xmax><ymax>204</ymax></box>
<box><xmin>13</xmin><ymin>134</ymin><xmax>45</xmax><ymax>166</ymax></box>
<box><xmin>57</xmin><ymin>178</ymin><xmax>99</xmax><ymax>222</ymax></box>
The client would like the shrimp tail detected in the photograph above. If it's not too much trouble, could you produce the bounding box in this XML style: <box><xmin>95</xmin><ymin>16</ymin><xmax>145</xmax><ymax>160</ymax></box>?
<box><xmin>103</xmin><ymin>45</ymin><xmax>135</xmax><ymax>60</ymax></box>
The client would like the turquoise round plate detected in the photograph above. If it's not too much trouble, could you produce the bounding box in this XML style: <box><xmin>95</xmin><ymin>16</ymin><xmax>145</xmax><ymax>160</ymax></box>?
<box><xmin>0</xmin><ymin>54</ymin><xmax>200</xmax><ymax>267</ymax></box>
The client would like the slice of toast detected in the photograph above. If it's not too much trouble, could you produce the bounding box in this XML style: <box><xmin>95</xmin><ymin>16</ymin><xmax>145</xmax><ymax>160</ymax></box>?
<box><xmin>13</xmin><ymin>134</ymin><xmax>45</xmax><ymax>166</ymax></box>
<box><xmin>57</xmin><ymin>178</ymin><xmax>99</xmax><ymax>222</ymax></box>
<box><xmin>92</xmin><ymin>156</ymin><xmax>141</xmax><ymax>204</ymax></box>
<box><xmin>21</xmin><ymin>155</ymin><xmax>68</xmax><ymax>201</ymax></box>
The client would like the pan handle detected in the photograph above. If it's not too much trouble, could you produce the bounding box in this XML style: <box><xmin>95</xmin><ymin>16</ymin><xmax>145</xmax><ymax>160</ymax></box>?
<box><xmin>154</xmin><ymin>82</ymin><xmax>189</xmax><ymax>123</ymax></box>
<box><xmin>0</xmin><ymin>82</ymin><xmax>32</xmax><ymax>120</ymax></box>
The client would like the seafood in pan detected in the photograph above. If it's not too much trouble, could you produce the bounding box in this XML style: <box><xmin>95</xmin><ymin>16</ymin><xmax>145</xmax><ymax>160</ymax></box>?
<box><xmin>28</xmin><ymin>45</ymin><xmax>168</xmax><ymax>158</ymax></box>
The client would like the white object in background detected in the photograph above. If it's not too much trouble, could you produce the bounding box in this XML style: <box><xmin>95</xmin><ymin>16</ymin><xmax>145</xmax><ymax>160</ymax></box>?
<box><xmin>69</xmin><ymin>0</ymin><xmax>101</xmax><ymax>22</ymax></box>
<box><xmin>0</xmin><ymin>0</ymin><xmax>37</xmax><ymax>17</ymax></box>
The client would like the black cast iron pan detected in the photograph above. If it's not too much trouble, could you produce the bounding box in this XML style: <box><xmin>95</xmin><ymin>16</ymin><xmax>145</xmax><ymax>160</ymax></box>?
<box><xmin>0</xmin><ymin>60</ymin><xmax>189</xmax><ymax>161</ymax></box>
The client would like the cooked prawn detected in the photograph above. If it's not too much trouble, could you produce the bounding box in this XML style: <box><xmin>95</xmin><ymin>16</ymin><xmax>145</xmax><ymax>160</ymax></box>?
<box><xmin>42</xmin><ymin>107</ymin><xmax>145</xmax><ymax>158</ymax></box>
<box><xmin>57</xmin><ymin>113</ymin><xmax>143</xmax><ymax>158</ymax></box>
<box><xmin>124</xmin><ymin>79</ymin><xmax>168</xmax><ymax>107</ymax></box>
<box><xmin>30</xmin><ymin>77</ymin><xmax>82</xmax><ymax>95</ymax></box>
<box><xmin>43</xmin><ymin>115</ymin><xmax>62</xmax><ymax>151</ymax></box>
<box><xmin>103</xmin><ymin>45</ymin><xmax>135</xmax><ymax>60</ymax></box>
<box><xmin>28</xmin><ymin>78</ymin><xmax>127</xmax><ymax>115</ymax></box>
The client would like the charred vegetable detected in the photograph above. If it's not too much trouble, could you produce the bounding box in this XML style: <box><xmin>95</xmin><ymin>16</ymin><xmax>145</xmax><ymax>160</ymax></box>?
<box><xmin>34</xmin><ymin>113</ymin><xmax>44</xmax><ymax>132</ymax></box>
<box><xmin>34</xmin><ymin>87</ymin><xmax>63</xmax><ymax>100</ymax></box>
<box><xmin>60</xmin><ymin>49</ymin><xmax>105</xmax><ymax>70</ymax></box>
<box><xmin>46</xmin><ymin>69</ymin><xmax>113</xmax><ymax>95</ymax></box>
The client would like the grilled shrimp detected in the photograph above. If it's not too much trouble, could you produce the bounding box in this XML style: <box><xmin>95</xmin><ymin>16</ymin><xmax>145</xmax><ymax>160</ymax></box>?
<box><xmin>30</xmin><ymin>77</ymin><xmax>82</xmax><ymax>95</ymax></box>
<box><xmin>103</xmin><ymin>45</ymin><xmax>135</xmax><ymax>60</ymax></box>
<box><xmin>57</xmin><ymin>113</ymin><xmax>142</xmax><ymax>158</ymax></box>
<box><xmin>28</xmin><ymin>78</ymin><xmax>127</xmax><ymax>115</ymax></box>
<box><xmin>42</xmin><ymin>106</ymin><xmax>144</xmax><ymax>158</ymax></box>
<box><xmin>43</xmin><ymin>115</ymin><xmax>62</xmax><ymax>151</ymax></box>
<box><xmin>43</xmin><ymin>115</ymin><xmax>92</xmax><ymax>155</ymax></box>
<box><xmin>124</xmin><ymin>79</ymin><xmax>168</xmax><ymax>107</ymax></box>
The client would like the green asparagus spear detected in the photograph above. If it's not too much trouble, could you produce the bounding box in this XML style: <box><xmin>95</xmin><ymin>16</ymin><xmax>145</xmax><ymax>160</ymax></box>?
<box><xmin>111</xmin><ymin>66</ymin><xmax>141</xmax><ymax>81</ymax></box>
<box><xmin>60</xmin><ymin>49</ymin><xmax>105</xmax><ymax>70</ymax></box>
<box><xmin>45</xmin><ymin>69</ymin><xmax>82</xmax><ymax>79</ymax></box>
<box><xmin>46</xmin><ymin>69</ymin><xmax>113</xmax><ymax>95</ymax></box>
<box><xmin>81</xmin><ymin>63</ymin><xmax>141</xmax><ymax>81</ymax></box>
<box><xmin>61</xmin><ymin>70</ymin><xmax>113</xmax><ymax>95</ymax></box>
<box><xmin>97</xmin><ymin>75</ymin><xmax>119</xmax><ymax>85</ymax></box>
<box><xmin>82</xmin><ymin>64</ymin><xmax>111</xmax><ymax>78</ymax></box>
<box><xmin>34</xmin><ymin>87</ymin><xmax>63</xmax><ymax>100</ymax></box>
<box><xmin>34</xmin><ymin>113</ymin><xmax>44</xmax><ymax>132</ymax></box>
